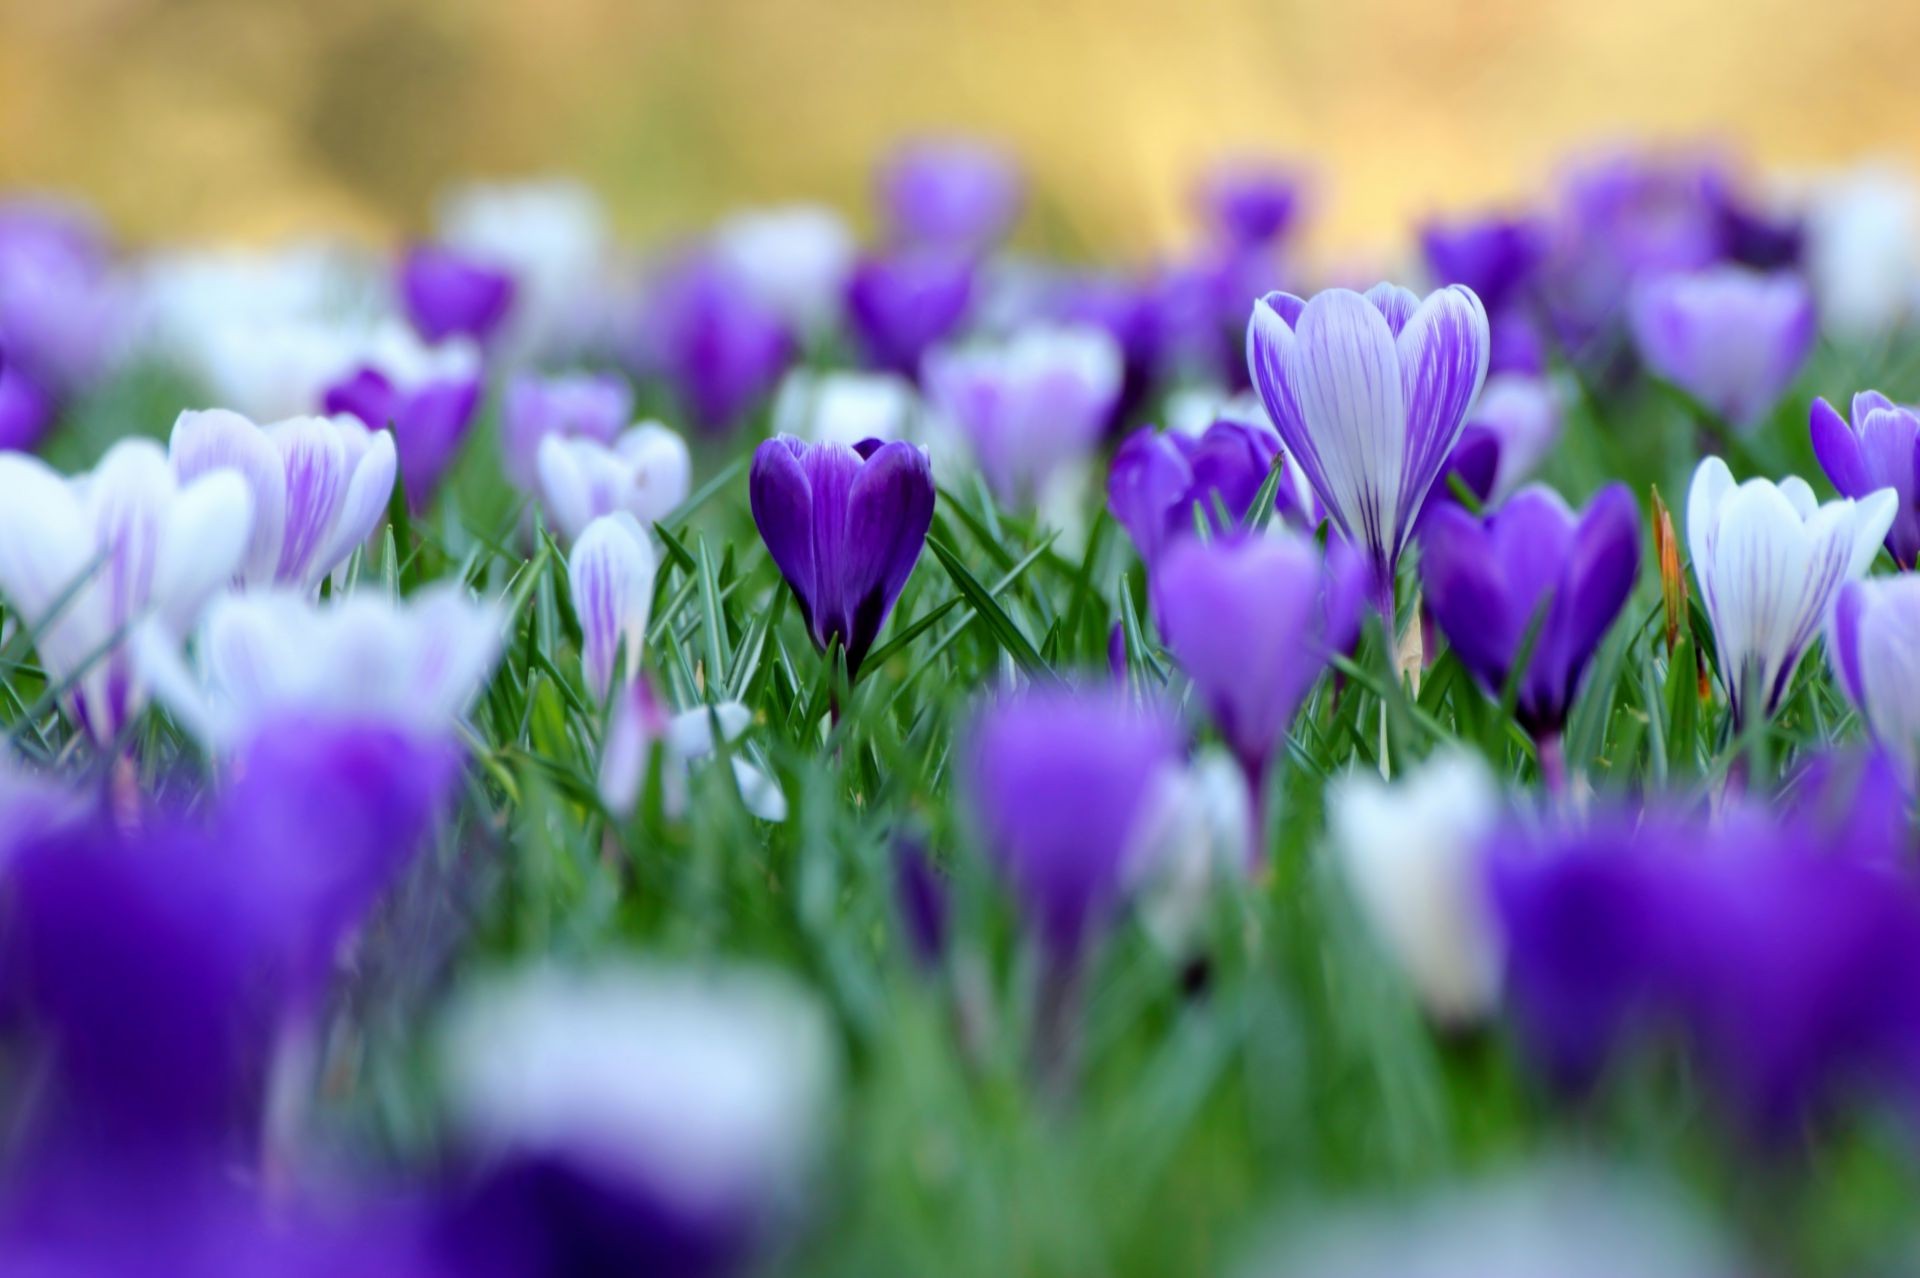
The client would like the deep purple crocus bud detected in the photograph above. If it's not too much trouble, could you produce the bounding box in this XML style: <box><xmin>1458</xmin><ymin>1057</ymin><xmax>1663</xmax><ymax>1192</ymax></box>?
<box><xmin>400</xmin><ymin>244</ymin><xmax>517</xmax><ymax>346</ymax></box>
<box><xmin>1421</xmin><ymin>484</ymin><xmax>1641</xmax><ymax>740</ymax></box>
<box><xmin>1107</xmin><ymin>427</ymin><xmax>1200</xmax><ymax>568</ymax></box>
<box><xmin>964</xmin><ymin>685</ymin><xmax>1183</xmax><ymax>962</ymax></box>
<box><xmin>640</xmin><ymin>254</ymin><xmax>794</xmax><ymax>434</ymax></box>
<box><xmin>876</xmin><ymin>137</ymin><xmax>1024</xmax><ymax>253</ymax></box>
<box><xmin>321</xmin><ymin>336</ymin><xmax>483</xmax><ymax>512</ymax></box>
<box><xmin>1421</xmin><ymin>212</ymin><xmax>1547</xmax><ymax>316</ymax></box>
<box><xmin>1196</xmin><ymin>158</ymin><xmax>1303</xmax><ymax>248</ymax></box>
<box><xmin>1811</xmin><ymin>391</ymin><xmax>1920</xmax><ymax>569</ymax></box>
<box><xmin>846</xmin><ymin>250</ymin><xmax>975</xmax><ymax>379</ymax></box>
<box><xmin>1150</xmin><ymin>531</ymin><xmax>1366</xmax><ymax>791</ymax></box>
<box><xmin>1628</xmin><ymin>267</ymin><xmax>1815</xmax><ymax>432</ymax></box>
<box><xmin>1246</xmin><ymin>283</ymin><xmax>1492</xmax><ymax>619</ymax></box>
<box><xmin>1416</xmin><ymin>424</ymin><xmax>1501</xmax><ymax>531</ymax></box>
<box><xmin>749</xmin><ymin>435</ymin><xmax>935</xmax><ymax>679</ymax></box>
<box><xmin>0</xmin><ymin>352</ymin><xmax>55</xmax><ymax>452</ymax></box>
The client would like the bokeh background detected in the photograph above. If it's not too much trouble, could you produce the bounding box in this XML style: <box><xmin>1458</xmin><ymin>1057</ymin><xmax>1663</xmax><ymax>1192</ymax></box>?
<box><xmin>2</xmin><ymin>0</ymin><xmax>1916</xmax><ymax>255</ymax></box>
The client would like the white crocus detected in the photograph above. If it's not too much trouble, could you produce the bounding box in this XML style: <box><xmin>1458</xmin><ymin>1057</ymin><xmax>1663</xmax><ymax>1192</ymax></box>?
<box><xmin>598</xmin><ymin>683</ymin><xmax>787</xmax><ymax>823</ymax></box>
<box><xmin>168</xmin><ymin>408</ymin><xmax>395</xmax><ymax>590</ymax></box>
<box><xmin>1128</xmin><ymin>749</ymin><xmax>1254</xmax><ymax>955</ymax></box>
<box><xmin>712</xmin><ymin>204</ymin><xmax>856</xmax><ymax>335</ymax></box>
<box><xmin>438</xmin><ymin>178</ymin><xmax>612</xmax><ymax>360</ymax></box>
<box><xmin>439</xmin><ymin>960</ymin><xmax>836</xmax><ymax>1228</ymax></box>
<box><xmin>567</xmin><ymin>513</ymin><xmax>658</xmax><ymax>701</ymax></box>
<box><xmin>770</xmin><ymin>368</ymin><xmax>918</xmax><ymax>448</ymax></box>
<box><xmin>1805</xmin><ymin>164</ymin><xmax>1920</xmax><ymax>341</ymax></box>
<box><xmin>0</xmin><ymin>440</ymin><xmax>253</xmax><ymax>742</ymax></box>
<box><xmin>1328</xmin><ymin>749</ymin><xmax>1503</xmax><ymax>1024</ymax></box>
<box><xmin>137</xmin><ymin>583</ymin><xmax>504</xmax><ymax>751</ymax></box>
<box><xmin>1687</xmin><ymin>456</ymin><xmax>1895</xmax><ymax>726</ymax></box>
<box><xmin>535</xmin><ymin>422</ymin><xmax>692</xmax><ymax>543</ymax></box>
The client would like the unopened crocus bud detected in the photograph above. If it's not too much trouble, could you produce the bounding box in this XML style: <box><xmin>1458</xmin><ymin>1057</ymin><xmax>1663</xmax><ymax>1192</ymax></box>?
<box><xmin>1650</xmin><ymin>485</ymin><xmax>1685</xmax><ymax>655</ymax></box>
<box><xmin>568</xmin><ymin>513</ymin><xmax>659</xmax><ymax>701</ymax></box>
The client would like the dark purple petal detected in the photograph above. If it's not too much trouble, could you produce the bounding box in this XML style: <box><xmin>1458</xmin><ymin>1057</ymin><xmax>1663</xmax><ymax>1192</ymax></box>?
<box><xmin>837</xmin><ymin>440</ymin><xmax>936</xmax><ymax>675</ymax></box>
<box><xmin>1107</xmin><ymin>426</ymin><xmax>1196</xmax><ymax>565</ymax></box>
<box><xmin>1831</xmin><ymin>580</ymin><xmax>1867</xmax><ymax>707</ymax></box>
<box><xmin>1196</xmin><ymin>160</ymin><xmax>1302</xmax><ymax>248</ymax></box>
<box><xmin>400</xmin><ymin>244</ymin><xmax>517</xmax><ymax>345</ymax></box>
<box><xmin>0</xmin><ymin>356</ymin><xmax>56</xmax><ymax>453</ymax></box>
<box><xmin>1420</xmin><ymin>213</ymin><xmax>1546</xmax><ymax>314</ymax></box>
<box><xmin>395</xmin><ymin>377</ymin><xmax>484</xmax><ymax>511</ymax></box>
<box><xmin>749</xmin><ymin>438</ymin><xmax>818</xmax><ymax>631</ymax></box>
<box><xmin>846</xmin><ymin>250</ymin><xmax>975</xmax><ymax>379</ymax></box>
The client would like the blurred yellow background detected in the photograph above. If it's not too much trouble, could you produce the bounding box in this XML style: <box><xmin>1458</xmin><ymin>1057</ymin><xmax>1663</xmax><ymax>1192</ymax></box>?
<box><xmin>2</xmin><ymin>0</ymin><xmax>1915</xmax><ymax>256</ymax></box>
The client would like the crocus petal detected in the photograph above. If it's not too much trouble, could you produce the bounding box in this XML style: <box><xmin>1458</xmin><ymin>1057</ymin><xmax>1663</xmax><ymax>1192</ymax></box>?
<box><xmin>1810</xmin><ymin>397</ymin><xmax>1871</xmax><ymax>497</ymax></box>
<box><xmin>265</xmin><ymin>415</ymin><xmax>349</xmax><ymax>587</ymax></box>
<box><xmin>1395</xmin><ymin>285</ymin><xmax>1491</xmax><ymax>543</ymax></box>
<box><xmin>0</xmin><ymin>452</ymin><xmax>100</xmax><ymax>678</ymax></box>
<box><xmin>614</xmin><ymin>422</ymin><xmax>694</xmax><ymax>525</ymax></box>
<box><xmin>1364</xmin><ymin>282</ymin><xmax>1420</xmax><ymax>336</ymax></box>
<box><xmin>1829</xmin><ymin>580</ymin><xmax>1868</xmax><ymax>707</ymax></box>
<box><xmin>151</xmin><ymin>471</ymin><xmax>255</xmax><ymax>637</ymax></box>
<box><xmin>168</xmin><ymin>409</ymin><xmax>287</xmax><ymax>584</ymax></box>
<box><xmin>1284</xmin><ymin>289</ymin><xmax>1406</xmax><ymax>564</ymax></box>
<box><xmin>318</xmin><ymin>425</ymin><xmax>397</xmax><ymax>583</ymax></box>
<box><xmin>535</xmin><ymin>433</ymin><xmax>596</xmax><ymax>542</ymax></box>
<box><xmin>568</xmin><ymin>513</ymin><xmax>659</xmax><ymax>700</ymax></box>
<box><xmin>837</xmin><ymin>441</ymin><xmax>936</xmax><ymax>673</ymax></box>
<box><xmin>749</xmin><ymin>437</ymin><xmax>817</xmax><ymax>628</ymax></box>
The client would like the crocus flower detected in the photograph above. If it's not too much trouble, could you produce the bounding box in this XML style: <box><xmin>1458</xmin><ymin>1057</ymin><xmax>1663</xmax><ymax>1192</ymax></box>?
<box><xmin>568</xmin><ymin>512</ymin><xmax>658</xmax><ymax>700</ymax></box>
<box><xmin>1328</xmin><ymin>750</ymin><xmax>1504</xmax><ymax>1024</ymax></box>
<box><xmin>0</xmin><ymin>439</ymin><xmax>252</xmax><ymax>743</ymax></box>
<box><xmin>437</xmin><ymin>960</ymin><xmax>835</xmax><ymax>1278</ymax></box>
<box><xmin>876</xmin><ymin>137</ymin><xmax>1024</xmax><ymax>252</ymax></box>
<box><xmin>138</xmin><ymin>583</ymin><xmax>504</xmax><ymax>753</ymax></box>
<box><xmin>1107</xmin><ymin>420</ymin><xmax>1316</xmax><ymax>567</ymax></box>
<box><xmin>1810</xmin><ymin>391</ymin><xmax>1920</xmax><ymax>568</ymax></box>
<box><xmin>1421</xmin><ymin>484</ymin><xmax>1640</xmax><ymax>746</ymax></box>
<box><xmin>1628</xmin><ymin>267</ymin><xmax>1815</xmax><ymax>431</ymax></box>
<box><xmin>638</xmin><ymin>254</ymin><xmax>794</xmax><ymax>434</ymax></box>
<box><xmin>168</xmin><ymin>408</ymin><xmax>396</xmax><ymax>590</ymax></box>
<box><xmin>399</xmin><ymin>243</ymin><xmax>516</xmax><ymax>345</ymax></box>
<box><xmin>535</xmin><ymin>420</ymin><xmax>692</xmax><ymax>544</ymax></box>
<box><xmin>321</xmin><ymin>325</ymin><xmax>483</xmax><ymax>509</ymax></box>
<box><xmin>0</xmin><ymin>354</ymin><xmax>56</xmax><ymax>452</ymax></box>
<box><xmin>922</xmin><ymin>325</ymin><xmax>1123</xmax><ymax>506</ymax></box>
<box><xmin>1246</xmin><ymin>283</ymin><xmax>1492</xmax><ymax>618</ymax></box>
<box><xmin>437</xmin><ymin>177</ymin><xmax>613</xmax><ymax>359</ymax></box>
<box><xmin>1421</xmin><ymin>212</ymin><xmax>1547</xmax><ymax>317</ymax></box>
<box><xmin>1150</xmin><ymin>531</ymin><xmax>1366</xmax><ymax>800</ymax></box>
<box><xmin>1687</xmin><ymin>456</ymin><xmax>1895</xmax><ymax>726</ymax></box>
<box><xmin>1829</xmin><ymin>576</ymin><xmax>1920</xmax><ymax>778</ymax></box>
<box><xmin>769</xmin><ymin>368</ymin><xmax>918</xmax><ymax>448</ymax></box>
<box><xmin>0</xmin><ymin>196</ymin><xmax>125</xmax><ymax>394</ymax></box>
<box><xmin>964</xmin><ymin>685</ymin><xmax>1183</xmax><ymax>962</ymax></box>
<box><xmin>501</xmin><ymin>370</ymin><xmax>633</xmax><ymax>492</ymax></box>
<box><xmin>711</xmin><ymin>204</ymin><xmax>856</xmax><ymax>336</ymax></box>
<box><xmin>597</xmin><ymin>677</ymin><xmax>787</xmax><ymax>823</ymax></box>
<box><xmin>846</xmin><ymin>249</ymin><xmax>976</xmax><ymax>379</ymax></box>
<box><xmin>1195</xmin><ymin>158</ymin><xmax>1303</xmax><ymax>248</ymax></box>
<box><xmin>749</xmin><ymin>435</ymin><xmax>935</xmax><ymax>680</ymax></box>
<box><xmin>1127</xmin><ymin>748</ymin><xmax>1253</xmax><ymax>955</ymax></box>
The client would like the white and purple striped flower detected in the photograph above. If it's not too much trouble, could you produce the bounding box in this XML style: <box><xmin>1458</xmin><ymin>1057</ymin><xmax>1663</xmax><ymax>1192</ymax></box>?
<box><xmin>1687</xmin><ymin>456</ymin><xmax>1895</xmax><ymax>727</ymax></box>
<box><xmin>1830</xmin><ymin>576</ymin><xmax>1920</xmax><ymax>780</ymax></box>
<box><xmin>535</xmin><ymin>421</ymin><xmax>692</xmax><ymax>544</ymax></box>
<box><xmin>597</xmin><ymin>678</ymin><xmax>787</xmax><ymax>823</ymax></box>
<box><xmin>1246</xmin><ymin>283</ymin><xmax>1491</xmax><ymax>618</ymax></box>
<box><xmin>567</xmin><ymin>512</ymin><xmax>659</xmax><ymax>701</ymax></box>
<box><xmin>1810</xmin><ymin>391</ymin><xmax>1920</xmax><ymax>569</ymax></box>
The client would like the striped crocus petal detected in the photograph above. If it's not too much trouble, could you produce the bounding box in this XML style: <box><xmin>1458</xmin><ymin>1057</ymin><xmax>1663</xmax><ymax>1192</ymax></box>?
<box><xmin>1829</xmin><ymin>577</ymin><xmax>1920</xmax><ymax>780</ymax></box>
<box><xmin>168</xmin><ymin>409</ymin><xmax>288</xmax><ymax>584</ymax></box>
<box><xmin>568</xmin><ymin>512</ymin><xmax>659</xmax><ymax>701</ymax></box>
<box><xmin>1393</xmin><ymin>285</ymin><xmax>1491</xmax><ymax>552</ymax></box>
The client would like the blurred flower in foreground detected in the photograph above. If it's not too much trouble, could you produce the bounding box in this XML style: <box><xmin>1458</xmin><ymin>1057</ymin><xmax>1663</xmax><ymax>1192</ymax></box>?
<box><xmin>438</xmin><ymin>960</ymin><xmax>835</xmax><ymax>1278</ymax></box>
<box><xmin>749</xmin><ymin>435</ymin><xmax>935</xmax><ymax>681</ymax></box>
<box><xmin>1128</xmin><ymin>747</ymin><xmax>1253</xmax><ymax>955</ymax></box>
<box><xmin>399</xmin><ymin>243</ymin><xmax>517</xmax><ymax>346</ymax></box>
<box><xmin>711</xmin><ymin>204</ymin><xmax>856</xmax><ymax>337</ymax></box>
<box><xmin>1687</xmin><ymin>456</ymin><xmax>1893</xmax><ymax>727</ymax></box>
<box><xmin>0</xmin><ymin>196</ymin><xmax>126</xmax><ymax>395</ymax></box>
<box><xmin>501</xmin><ymin>370</ymin><xmax>634</xmax><ymax>492</ymax></box>
<box><xmin>1328</xmin><ymin>750</ymin><xmax>1503</xmax><ymax>1024</ymax></box>
<box><xmin>877</xmin><ymin>136</ymin><xmax>1024</xmax><ymax>253</ymax></box>
<box><xmin>0</xmin><ymin>440</ymin><xmax>252</xmax><ymax>743</ymax></box>
<box><xmin>770</xmin><ymin>368</ymin><xmax>918</xmax><ymax>448</ymax></box>
<box><xmin>321</xmin><ymin>323</ymin><xmax>484</xmax><ymax>509</ymax></box>
<box><xmin>568</xmin><ymin>513</ymin><xmax>658</xmax><ymax>701</ymax></box>
<box><xmin>139</xmin><ymin>584</ymin><xmax>503</xmax><ymax>753</ymax></box>
<box><xmin>1246</xmin><ymin>283</ymin><xmax>1491</xmax><ymax>619</ymax></box>
<box><xmin>438</xmin><ymin>178</ymin><xmax>613</xmax><ymax>360</ymax></box>
<box><xmin>1628</xmin><ymin>267</ymin><xmax>1815</xmax><ymax>431</ymax></box>
<box><xmin>923</xmin><ymin>324</ymin><xmax>1122</xmax><ymax>507</ymax></box>
<box><xmin>0</xmin><ymin>350</ymin><xmax>56</xmax><ymax>452</ymax></box>
<box><xmin>168</xmin><ymin>408</ymin><xmax>396</xmax><ymax>590</ymax></box>
<box><xmin>846</xmin><ymin>249</ymin><xmax>976</xmax><ymax>379</ymax></box>
<box><xmin>1421</xmin><ymin>484</ymin><xmax>1640</xmax><ymax>758</ymax></box>
<box><xmin>535</xmin><ymin>419</ymin><xmax>692</xmax><ymax>543</ymax></box>
<box><xmin>1829</xmin><ymin>576</ymin><xmax>1920</xmax><ymax>780</ymax></box>
<box><xmin>1107</xmin><ymin>419</ymin><xmax>1316</xmax><ymax>567</ymax></box>
<box><xmin>597</xmin><ymin>678</ymin><xmax>787</xmax><ymax>823</ymax></box>
<box><xmin>1810</xmin><ymin>390</ymin><xmax>1920</xmax><ymax>569</ymax></box>
<box><xmin>1239</xmin><ymin>1162</ymin><xmax>1740</xmax><ymax>1278</ymax></box>
<box><xmin>1151</xmin><ymin>532</ymin><xmax>1365</xmax><ymax>817</ymax></box>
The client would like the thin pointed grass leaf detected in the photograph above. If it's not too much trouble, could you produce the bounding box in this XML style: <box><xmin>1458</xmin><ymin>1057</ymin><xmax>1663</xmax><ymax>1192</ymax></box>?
<box><xmin>1244</xmin><ymin>454</ymin><xmax>1289</xmax><ymax>534</ymax></box>
<box><xmin>653</xmin><ymin>520</ymin><xmax>699</xmax><ymax>575</ymax></box>
<box><xmin>724</xmin><ymin>582</ymin><xmax>786</xmax><ymax>702</ymax></box>
<box><xmin>657</xmin><ymin>454</ymin><xmax>748</xmax><ymax>535</ymax></box>
<box><xmin>862</xmin><ymin>595</ymin><xmax>962</xmax><ymax>672</ymax></box>
<box><xmin>696</xmin><ymin>536</ymin><xmax>729</xmax><ymax>695</ymax></box>
<box><xmin>924</xmin><ymin>535</ymin><xmax>1049</xmax><ymax>677</ymax></box>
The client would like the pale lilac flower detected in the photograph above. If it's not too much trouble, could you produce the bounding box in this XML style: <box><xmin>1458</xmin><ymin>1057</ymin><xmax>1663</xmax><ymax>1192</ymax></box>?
<box><xmin>167</xmin><ymin>408</ymin><xmax>395</xmax><ymax>590</ymax></box>
<box><xmin>1628</xmin><ymin>267</ymin><xmax>1814</xmax><ymax>431</ymax></box>
<box><xmin>0</xmin><ymin>440</ymin><xmax>253</xmax><ymax>742</ymax></box>
<box><xmin>1246</xmin><ymin>283</ymin><xmax>1491</xmax><ymax>617</ymax></box>
<box><xmin>1829</xmin><ymin>576</ymin><xmax>1920</xmax><ymax>779</ymax></box>
<box><xmin>500</xmin><ymin>370</ymin><xmax>633</xmax><ymax>491</ymax></box>
<box><xmin>1687</xmin><ymin>456</ymin><xmax>1895</xmax><ymax>725</ymax></box>
<box><xmin>535</xmin><ymin>421</ymin><xmax>692</xmax><ymax>543</ymax></box>
<box><xmin>877</xmin><ymin>137</ymin><xmax>1023</xmax><ymax>252</ymax></box>
<box><xmin>1805</xmin><ymin>164</ymin><xmax>1920</xmax><ymax>340</ymax></box>
<box><xmin>568</xmin><ymin>512</ymin><xmax>658</xmax><ymax>700</ymax></box>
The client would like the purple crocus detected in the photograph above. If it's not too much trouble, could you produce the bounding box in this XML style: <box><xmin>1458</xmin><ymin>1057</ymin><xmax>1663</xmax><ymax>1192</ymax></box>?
<box><xmin>500</xmin><ymin>371</ymin><xmax>633</xmax><ymax>492</ymax></box>
<box><xmin>1246</xmin><ymin>283</ymin><xmax>1492</xmax><ymax>619</ymax></box>
<box><xmin>0</xmin><ymin>351</ymin><xmax>55</xmax><ymax>452</ymax></box>
<box><xmin>876</xmin><ymin>137</ymin><xmax>1024</xmax><ymax>253</ymax></box>
<box><xmin>1196</xmin><ymin>158</ymin><xmax>1303</xmax><ymax>249</ymax></box>
<box><xmin>1467</xmin><ymin>374</ymin><xmax>1563</xmax><ymax>503</ymax></box>
<box><xmin>1150</xmin><ymin>531</ymin><xmax>1366</xmax><ymax>805</ymax></box>
<box><xmin>638</xmin><ymin>254</ymin><xmax>794</xmax><ymax>434</ymax></box>
<box><xmin>749</xmin><ymin>435</ymin><xmax>935</xmax><ymax>679</ymax></box>
<box><xmin>964</xmin><ymin>685</ymin><xmax>1183</xmax><ymax>962</ymax></box>
<box><xmin>400</xmin><ymin>243</ymin><xmax>517</xmax><ymax>346</ymax></box>
<box><xmin>846</xmin><ymin>249</ymin><xmax>976</xmax><ymax>380</ymax></box>
<box><xmin>1811</xmin><ymin>391</ymin><xmax>1920</xmax><ymax>568</ymax></box>
<box><xmin>0</xmin><ymin>196</ymin><xmax>123</xmax><ymax>395</ymax></box>
<box><xmin>1107</xmin><ymin>419</ymin><xmax>1314</xmax><ymax>566</ymax></box>
<box><xmin>322</xmin><ymin>345</ymin><xmax>483</xmax><ymax>512</ymax></box>
<box><xmin>1421</xmin><ymin>212</ymin><xmax>1547</xmax><ymax>316</ymax></box>
<box><xmin>1421</xmin><ymin>484</ymin><xmax>1640</xmax><ymax>752</ymax></box>
<box><xmin>1628</xmin><ymin>267</ymin><xmax>1815</xmax><ymax>432</ymax></box>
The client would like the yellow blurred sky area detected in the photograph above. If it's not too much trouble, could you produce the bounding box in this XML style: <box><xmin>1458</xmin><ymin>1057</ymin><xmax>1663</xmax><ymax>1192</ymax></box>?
<box><xmin>1</xmin><ymin>0</ymin><xmax>1916</xmax><ymax>257</ymax></box>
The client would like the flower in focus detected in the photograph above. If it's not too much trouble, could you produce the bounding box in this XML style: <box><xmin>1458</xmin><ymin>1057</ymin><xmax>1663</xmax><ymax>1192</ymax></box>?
<box><xmin>168</xmin><ymin>407</ymin><xmax>396</xmax><ymax>590</ymax></box>
<box><xmin>1687</xmin><ymin>456</ymin><xmax>1894</xmax><ymax>726</ymax></box>
<box><xmin>399</xmin><ymin>243</ymin><xmax>517</xmax><ymax>346</ymax></box>
<box><xmin>437</xmin><ymin>960</ymin><xmax>836</xmax><ymax>1278</ymax></box>
<box><xmin>1627</xmin><ymin>267</ymin><xmax>1814</xmax><ymax>431</ymax></box>
<box><xmin>876</xmin><ymin>136</ymin><xmax>1024</xmax><ymax>253</ymax></box>
<box><xmin>749</xmin><ymin>435</ymin><xmax>935</xmax><ymax>680</ymax></box>
<box><xmin>1328</xmin><ymin>750</ymin><xmax>1504</xmax><ymax>1024</ymax></box>
<box><xmin>1829</xmin><ymin>576</ymin><xmax>1920</xmax><ymax>779</ymax></box>
<box><xmin>535</xmin><ymin>420</ymin><xmax>692</xmax><ymax>544</ymax></box>
<box><xmin>321</xmin><ymin>323</ymin><xmax>484</xmax><ymax>509</ymax></box>
<box><xmin>846</xmin><ymin>249</ymin><xmax>976</xmax><ymax>379</ymax></box>
<box><xmin>1246</xmin><ymin>283</ymin><xmax>1492</xmax><ymax>618</ymax></box>
<box><xmin>0</xmin><ymin>440</ymin><xmax>253</xmax><ymax>743</ymax></box>
<box><xmin>1421</xmin><ymin>484</ymin><xmax>1640</xmax><ymax>743</ymax></box>
<box><xmin>965</xmin><ymin>685</ymin><xmax>1183</xmax><ymax>963</ymax></box>
<box><xmin>1151</xmin><ymin>531</ymin><xmax>1366</xmax><ymax>802</ymax></box>
<box><xmin>923</xmin><ymin>325</ymin><xmax>1123</xmax><ymax>506</ymax></box>
<box><xmin>597</xmin><ymin>677</ymin><xmax>787</xmax><ymax>823</ymax></box>
<box><xmin>636</xmin><ymin>253</ymin><xmax>794</xmax><ymax>434</ymax></box>
<box><xmin>138</xmin><ymin>583</ymin><xmax>504</xmax><ymax>753</ymax></box>
<box><xmin>568</xmin><ymin>513</ymin><xmax>659</xmax><ymax>701</ymax></box>
<box><xmin>769</xmin><ymin>368</ymin><xmax>918</xmax><ymax>449</ymax></box>
<box><xmin>501</xmin><ymin>370</ymin><xmax>634</xmax><ymax>492</ymax></box>
<box><xmin>1809</xmin><ymin>390</ymin><xmax>1920</xmax><ymax>568</ymax></box>
<box><xmin>711</xmin><ymin>204</ymin><xmax>856</xmax><ymax>336</ymax></box>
